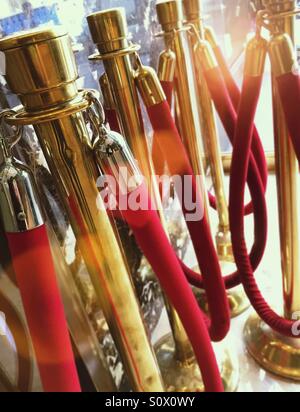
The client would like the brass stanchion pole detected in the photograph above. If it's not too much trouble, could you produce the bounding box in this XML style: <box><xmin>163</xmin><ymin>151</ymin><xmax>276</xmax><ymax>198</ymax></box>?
<box><xmin>156</xmin><ymin>0</ymin><xmax>248</xmax><ymax>318</ymax></box>
<box><xmin>153</xmin><ymin>1</ymin><xmax>239</xmax><ymax>390</ymax></box>
<box><xmin>244</xmin><ymin>0</ymin><xmax>300</xmax><ymax>380</ymax></box>
<box><xmin>87</xmin><ymin>9</ymin><xmax>210</xmax><ymax>392</ymax></box>
<box><xmin>183</xmin><ymin>0</ymin><xmax>232</xmax><ymax>262</ymax></box>
<box><xmin>182</xmin><ymin>0</ymin><xmax>250</xmax><ymax>317</ymax></box>
<box><xmin>0</xmin><ymin>28</ymin><xmax>164</xmax><ymax>392</ymax></box>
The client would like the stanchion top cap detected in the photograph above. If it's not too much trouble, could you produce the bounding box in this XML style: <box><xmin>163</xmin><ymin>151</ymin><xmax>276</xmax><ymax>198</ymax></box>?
<box><xmin>156</xmin><ymin>0</ymin><xmax>183</xmax><ymax>32</ymax></box>
<box><xmin>0</xmin><ymin>27</ymin><xmax>78</xmax><ymax>111</ymax></box>
<box><xmin>262</xmin><ymin>0</ymin><xmax>296</xmax><ymax>12</ymax></box>
<box><xmin>87</xmin><ymin>8</ymin><xmax>128</xmax><ymax>51</ymax></box>
<box><xmin>182</xmin><ymin>0</ymin><xmax>201</xmax><ymax>21</ymax></box>
<box><xmin>0</xmin><ymin>26</ymin><xmax>67</xmax><ymax>51</ymax></box>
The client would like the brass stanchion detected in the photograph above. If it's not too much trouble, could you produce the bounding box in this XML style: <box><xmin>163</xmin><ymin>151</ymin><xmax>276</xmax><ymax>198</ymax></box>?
<box><xmin>156</xmin><ymin>0</ymin><xmax>248</xmax><ymax>318</ymax></box>
<box><xmin>244</xmin><ymin>0</ymin><xmax>300</xmax><ymax>381</ymax></box>
<box><xmin>88</xmin><ymin>9</ymin><xmax>236</xmax><ymax>392</ymax></box>
<box><xmin>0</xmin><ymin>28</ymin><xmax>164</xmax><ymax>392</ymax></box>
<box><xmin>87</xmin><ymin>8</ymin><xmax>211</xmax><ymax>392</ymax></box>
<box><xmin>183</xmin><ymin>0</ymin><xmax>232</xmax><ymax>262</ymax></box>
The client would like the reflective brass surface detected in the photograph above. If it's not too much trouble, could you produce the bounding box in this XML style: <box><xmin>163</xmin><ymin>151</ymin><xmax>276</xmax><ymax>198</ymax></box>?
<box><xmin>263</xmin><ymin>0</ymin><xmax>295</xmax><ymax>13</ymax></box>
<box><xmin>0</xmin><ymin>157</ymin><xmax>44</xmax><ymax>233</ymax></box>
<box><xmin>245</xmin><ymin>0</ymin><xmax>300</xmax><ymax>380</ymax></box>
<box><xmin>157</xmin><ymin>1</ymin><xmax>206</xmax><ymax>190</ymax></box>
<box><xmin>87</xmin><ymin>9</ymin><xmax>156</xmax><ymax>195</ymax></box>
<box><xmin>88</xmin><ymin>8</ymin><xmax>196</xmax><ymax>370</ymax></box>
<box><xmin>194</xmin><ymin>40</ymin><xmax>218</xmax><ymax>72</ymax></box>
<box><xmin>0</xmin><ymin>27</ymin><xmax>78</xmax><ymax>111</ymax></box>
<box><xmin>185</xmin><ymin>4</ymin><xmax>249</xmax><ymax>322</ymax></box>
<box><xmin>157</xmin><ymin>49</ymin><xmax>176</xmax><ymax>82</ymax></box>
<box><xmin>269</xmin><ymin>33</ymin><xmax>297</xmax><ymax>77</ymax></box>
<box><xmin>134</xmin><ymin>65</ymin><xmax>165</xmax><ymax>106</ymax></box>
<box><xmin>157</xmin><ymin>1</ymin><xmax>247</xmax><ymax>324</ymax></box>
<box><xmin>245</xmin><ymin>314</ymin><xmax>300</xmax><ymax>381</ymax></box>
<box><xmin>0</xmin><ymin>28</ymin><xmax>164</xmax><ymax>392</ymax></box>
<box><xmin>155</xmin><ymin>334</ymin><xmax>239</xmax><ymax>392</ymax></box>
<box><xmin>269</xmin><ymin>0</ymin><xmax>300</xmax><ymax>322</ymax></box>
<box><xmin>204</xmin><ymin>26</ymin><xmax>218</xmax><ymax>49</ymax></box>
<box><xmin>191</xmin><ymin>30</ymin><xmax>232</xmax><ymax>263</ymax></box>
<box><xmin>156</xmin><ymin>0</ymin><xmax>183</xmax><ymax>32</ymax></box>
<box><xmin>244</xmin><ymin>36</ymin><xmax>268</xmax><ymax>77</ymax></box>
<box><xmin>183</xmin><ymin>0</ymin><xmax>202</xmax><ymax>24</ymax></box>
<box><xmin>100</xmin><ymin>73</ymin><xmax>115</xmax><ymax>109</ymax></box>
<box><xmin>87</xmin><ymin>8</ymin><xmax>129</xmax><ymax>53</ymax></box>
<box><xmin>48</xmin><ymin>225</ymin><xmax>117</xmax><ymax>392</ymax></box>
<box><xmin>221</xmin><ymin>151</ymin><xmax>276</xmax><ymax>174</ymax></box>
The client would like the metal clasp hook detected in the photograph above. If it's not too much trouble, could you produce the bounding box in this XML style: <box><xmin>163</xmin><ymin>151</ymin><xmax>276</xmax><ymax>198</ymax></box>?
<box><xmin>84</xmin><ymin>90</ymin><xmax>107</xmax><ymax>144</ymax></box>
<box><xmin>0</xmin><ymin>110</ymin><xmax>23</xmax><ymax>162</ymax></box>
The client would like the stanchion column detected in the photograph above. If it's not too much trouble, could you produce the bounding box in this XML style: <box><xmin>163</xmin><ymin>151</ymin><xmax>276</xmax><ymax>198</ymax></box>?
<box><xmin>244</xmin><ymin>0</ymin><xmax>300</xmax><ymax>381</ymax></box>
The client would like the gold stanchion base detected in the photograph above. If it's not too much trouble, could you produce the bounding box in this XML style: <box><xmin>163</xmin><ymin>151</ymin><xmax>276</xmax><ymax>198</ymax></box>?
<box><xmin>154</xmin><ymin>333</ymin><xmax>239</xmax><ymax>392</ymax></box>
<box><xmin>244</xmin><ymin>313</ymin><xmax>300</xmax><ymax>382</ymax></box>
<box><xmin>195</xmin><ymin>284</ymin><xmax>250</xmax><ymax>319</ymax></box>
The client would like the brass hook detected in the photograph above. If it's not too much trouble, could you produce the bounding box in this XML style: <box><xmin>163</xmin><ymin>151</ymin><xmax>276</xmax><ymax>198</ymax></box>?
<box><xmin>0</xmin><ymin>109</ymin><xmax>22</xmax><ymax>160</ymax></box>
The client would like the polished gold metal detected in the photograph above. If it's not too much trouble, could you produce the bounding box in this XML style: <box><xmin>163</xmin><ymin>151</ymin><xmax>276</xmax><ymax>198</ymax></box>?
<box><xmin>183</xmin><ymin>0</ymin><xmax>203</xmax><ymax>27</ymax></box>
<box><xmin>156</xmin><ymin>0</ymin><xmax>183</xmax><ymax>32</ymax></box>
<box><xmin>244</xmin><ymin>35</ymin><xmax>268</xmax><ymax>77</ymax></box>
<box><xmin>87</xmin><ymin>9</ymin><xmax>157</xmax><ymax>196</ymax></box>
<box><xmin>269</xmin><ymin>0</ymin><xmax>300</xmax><ymax>321</ymax></box>
<box><xmin>157</xmin><ymin>0</ymin><xmax>240</xmax><ymax>312</ymax></box>
<box><xmin>182</xmin><ymin>1</ymin><xmax>249</xmax><ymax>318</ymax></box>
<box><xmin>47</xmin><ymin>225</ymin><xmax>117</xmax><ymax>392</ymax></box>
<box><xmin>134</xmin><ymin>63</ymin><xmax>165</xmax><ymax>106</ymax></box>
<box><xmin>155</xmin><ymin>333</ymin><xmax>239</xmax><ymax>392</ymax></box>
<box><xmin>194</xmin><ymin>39</ymin><xmax>218</xmax><ymax>72</ymax></box>
<box><xmin>245</xmin><ymin>314</ymin><xmax>300</xmax><ymax>381</ymax></box>
<box><xmin>1</xmin><ymin>27</ymin><xmax>78</xmax><ymax>111</ymax></box>
<box><xmin>0</xmin><ymin>28</ymin><xmax>165</xmax><ymax>392</ymax></box>
<box><xmin>191</xmin><ymin>33</ymin><xmax>232</xmax><ymax>263</ymax></box>
<box><xmin>99</xmin><ymin>73</ymin><xmax>116</xmax><ymax>109</ymax></box>
<box><xmin>157</xmin><ymin>49</ymin><xmax>176</xmax><ymax>82</ymax></box>
<box><xmin>220</xmin><ymin>151</ymin><xmax>276</xmax><ymax>174</ymax></box>
<box><xmin>245</xmin><ymin>0</ymin><xmax>300</xmax><ymax>381</ymax></box>
<box><xmin>87</xmin><ymin>8</ymin><xmax>200</xmax><ymax>382</ymax></box>
<box><xmin>268</xmin><ymin>33</ymin><xmax>297</xmax><ymax>76</ymax></box>
<box><xmin>156</xmin><ymin>0</ymin><xmax>206</xmax><ymax>195</ymax></box>
<box><xmin>204</xmin><ymin>25</ymin><xmax>218</xmax><ymax>49</ymax></box>
<box><xmin>263</xmin><ymin>0</ymin><xmax>295</xmax><ymax>13</ymax></box>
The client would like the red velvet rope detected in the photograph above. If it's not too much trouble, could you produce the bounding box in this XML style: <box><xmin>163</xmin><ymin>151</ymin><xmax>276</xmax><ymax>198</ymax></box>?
<box><xmin>230</xmin><ymin>74</ymin><xmax>299</xmax><ymax>338</ymax></box>
<box><xmin>276</xmin><ymin>72</ymin><xmax>300</xmax><ymax>164</ymax></box>
<box><xmin>212</xmin><ymin>45</ymin><xmax>268</xmax><ymax>208</ymax></box>
<box><xmin>148</xmin><ymin>98</ymin><xmax>266</xmax><ymax>290</ymax></box>
<box><xmin>119</xmin><ymin>183</ymin><xmax>224</xmax><ymax>392</ymax></box>
<box><xmin>6</xmin><ymin>226</ymin><xmax>81</xmax><ymax>392</ymax></box>
<box><xmin>147</xmin><ymin>101</ymin><xmax>231</xmax><ymax>334</ymax></box>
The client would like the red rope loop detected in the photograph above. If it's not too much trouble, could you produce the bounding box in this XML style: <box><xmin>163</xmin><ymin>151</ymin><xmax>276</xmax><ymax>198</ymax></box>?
<box><xmin>212</xmin><ymin>45</ymin><xmax>268</xmax><ymax>206</ymax></box>
<box><xmin>230</xmin><ymin>73</ymin><xmax>299</xmax><ymax>338</ymax></box>
<box><xmin>148</xmin><ymin>81</ymin><xmax>267</xmax><ymax>290</ymax></box>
